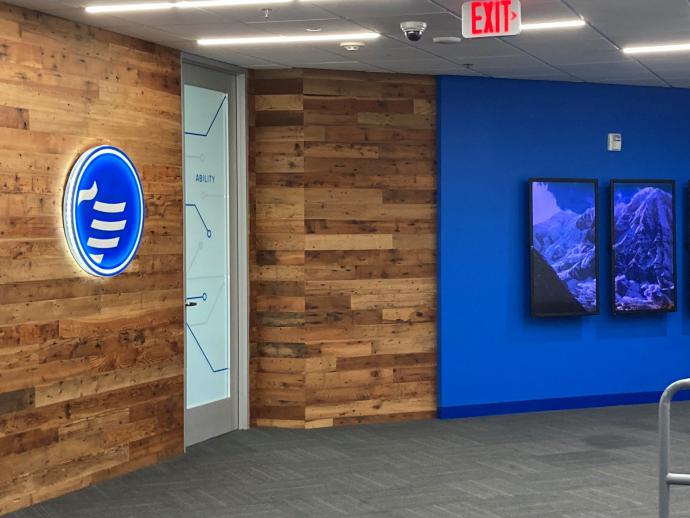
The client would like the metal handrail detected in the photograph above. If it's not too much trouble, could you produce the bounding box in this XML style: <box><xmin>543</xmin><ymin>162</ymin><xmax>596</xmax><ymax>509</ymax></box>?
<box><xmin>659</xmin><ymin>379</ymin><xmax>690</xmax><ymax>518</ymax></box>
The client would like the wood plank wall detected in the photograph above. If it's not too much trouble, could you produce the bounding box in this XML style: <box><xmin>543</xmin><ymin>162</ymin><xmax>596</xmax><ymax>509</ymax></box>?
<box><xmin>0</xmin><ymin>3</ymin><xmax>183</xmax><ymax>513</ymax></box>
<box><xmin>249</xmin><ymin>68</ymin><xmax>437</xmax><ymax>429</ymax></box>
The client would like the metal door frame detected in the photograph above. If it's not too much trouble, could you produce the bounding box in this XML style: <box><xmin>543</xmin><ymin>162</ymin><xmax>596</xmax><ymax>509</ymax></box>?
<box><xmin>182</xmin><ymin>54</ymin><xmax>249</xmax><ymax>448</ymax></box>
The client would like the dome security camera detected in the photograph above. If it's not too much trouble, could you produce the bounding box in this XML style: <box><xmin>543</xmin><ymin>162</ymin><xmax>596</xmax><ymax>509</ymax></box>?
<box><xmin>400</xmin><ymin>21</ymin><xmax>428</xmax><ymax>42</ymax></box>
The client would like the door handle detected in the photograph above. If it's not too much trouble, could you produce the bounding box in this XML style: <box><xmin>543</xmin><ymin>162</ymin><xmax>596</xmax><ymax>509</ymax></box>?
<box><xmin>186</xmin><ymin>301</ymin><xmax>198</xmax><ymax>308</ymax></box>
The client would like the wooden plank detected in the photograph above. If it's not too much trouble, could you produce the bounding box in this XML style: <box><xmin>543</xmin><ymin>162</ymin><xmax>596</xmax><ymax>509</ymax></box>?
<box><xmin>255</xmin><ymin>94</ymin><xmax>303</xmax><ymax>112</ymax></box>
<box><xmin>0</xmin><ymin>388</ymin><xmax>35</xmax><ymax>415</ymax></box>
<box><xmin>0</xmin><ymin>106</ymin><xmax>29</xmax><ymax>130</ymax></box>
<box><xmin>305</xmin><ymin>234</ymin><xmax>394</xmax><ymax>251</ymax></box>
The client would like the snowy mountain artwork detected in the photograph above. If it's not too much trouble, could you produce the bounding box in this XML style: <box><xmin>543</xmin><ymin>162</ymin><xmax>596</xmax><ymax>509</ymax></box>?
<box><xmin>611</xmin><ymin>181</ymin><xmax>676</xmax><ymax>313</ymax></box>
<box><xmin>530</xmin><ymin>180</ymin><xmax>599</xmax><ymax>317</ymax></box>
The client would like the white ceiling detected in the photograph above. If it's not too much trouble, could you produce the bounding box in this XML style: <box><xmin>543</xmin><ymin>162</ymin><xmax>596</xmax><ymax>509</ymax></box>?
<box><xmin>9</xmin><ymin>0</ymin><xmax>690</xmax><ymax>87</ymax></box>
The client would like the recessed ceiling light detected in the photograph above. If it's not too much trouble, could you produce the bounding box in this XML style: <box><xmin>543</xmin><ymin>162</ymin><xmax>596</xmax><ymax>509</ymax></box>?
<box><xmin>623</xmin><ymin>42</ymin><xmax>690</xmax><ymax>55</ymax></box>
<box><xmin>305</xmin><ymin>27</ymin><xmax>323</xmax><ymax>32</ymax></box>
<box><xmin>198</xmin><ymin>31</ymin><xmax>380</xmax><ymax>46</ymax></box>
<box><xmin>521</xmin><ymin>19</ymin><xmax>586</xmax><ymax>31</ymax></box>
<box><xmin>85</xmin><ymin>0</ymin><xmax>292</xmax><ymax>14</ymax></box>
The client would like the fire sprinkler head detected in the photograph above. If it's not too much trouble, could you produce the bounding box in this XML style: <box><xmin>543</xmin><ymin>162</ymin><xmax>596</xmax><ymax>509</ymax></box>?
<box><xmin>340</xmin><ymin>41</ymin><xmax>365</xmax><ymax>51</ymax></box>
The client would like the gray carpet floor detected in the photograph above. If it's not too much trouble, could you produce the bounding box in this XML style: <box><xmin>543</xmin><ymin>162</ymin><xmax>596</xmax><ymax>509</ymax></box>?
<box><xmin>11</xmin><ymin>403</ymin><xmax>690</xmax><ymax>518</ymax></box>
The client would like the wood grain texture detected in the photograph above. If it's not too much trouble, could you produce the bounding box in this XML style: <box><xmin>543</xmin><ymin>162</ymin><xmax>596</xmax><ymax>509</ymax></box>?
<box><xmin>0</xmin><ymin>3</ymin><xmax>183</xmax><ymax>514</ymax></box>
<box><xmin>249</xmin><ymin>69</ymin><xmax>437</xmax><ymax>429</ymax></box>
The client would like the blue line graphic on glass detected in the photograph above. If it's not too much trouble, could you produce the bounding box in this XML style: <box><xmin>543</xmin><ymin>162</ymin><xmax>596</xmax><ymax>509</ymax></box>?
<box><xmin>184</xmin><ymin>96</ymin><xmax>227</xmax><ymax>137</ymax></box>
<box><xmin>186</xmin><ymin>323</ymin><xmax>228</xmax><ymax>373</ymax></box>
<box><xmin>63</xmin><ymin>146</ymin><xmax>145</xmax><ymax>277</ymax></box>
<box><xmin>185</xmin><ymin>203</ymin><xmax>212</xmax><ymax>238</ymax></box>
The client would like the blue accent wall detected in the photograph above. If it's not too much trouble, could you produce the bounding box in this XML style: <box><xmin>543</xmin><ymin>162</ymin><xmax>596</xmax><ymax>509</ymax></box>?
<box><xmin>438</xmin><ymin>76</ymin><xmax>690</xmax><ymax>418</ymax></box>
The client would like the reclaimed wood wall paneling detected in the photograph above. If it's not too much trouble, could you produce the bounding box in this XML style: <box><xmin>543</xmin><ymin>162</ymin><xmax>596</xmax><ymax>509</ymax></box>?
<box><xmin>0</xmin><ymin>3</ymin><xmax>183</xmax><ymax>513</ymax></box>
<box><xmin>249</xmin><ymin>68</ymin><xmax>437</xmax><ymax>429</ymax></box>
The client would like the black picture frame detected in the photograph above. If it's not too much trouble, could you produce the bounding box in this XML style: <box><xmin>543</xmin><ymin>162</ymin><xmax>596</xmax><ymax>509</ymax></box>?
<box><xmin>529</xmin><ymin>178</ymin><xmax>600</xmax><ymax>318</ymax></box>
<box><xmin>610</xmin><ymin>179</ymin><xmax>677</xmax><ymax>315</ymax></box>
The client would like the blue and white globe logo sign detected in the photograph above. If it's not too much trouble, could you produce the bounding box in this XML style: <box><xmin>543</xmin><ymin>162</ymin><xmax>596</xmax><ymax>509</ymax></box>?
<box><xmin>63</xmin><ymin>146</ymin><xmax>145</xmax><ymax>277</ymax></box>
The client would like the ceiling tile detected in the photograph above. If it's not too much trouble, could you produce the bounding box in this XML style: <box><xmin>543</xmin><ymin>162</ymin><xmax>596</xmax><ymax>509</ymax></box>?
<box><xmin>241</xmin><ymin>17</ymin><xmax>369</xmax><ymax>35</ymax></box>
<box><xmin>428</xmin><ymin>38</ymin><xmax>527</xmax><ymax>61</ymax></box>
<box><xmin>312</xmin><ymin>0</ymin><xmax>445</xmax><ymax>19</ymax></box>
<box><xmin>667</xmin><ymin>79</ymin><xmax>690</xmax><ymax>88</ymax></box>
<box><xmin>518</xmin><ymin>0</ymin><xmax>579</xmax><ymax>21</ymax></box>
<box><xmin>508</xmin><ymin>28</ymin><xmax>618</xmax><ymax>65</ymax></box>
<box><xmin>433</xmin><ymin>0</ymin><xmax>574</xmax><ymax>19</ymax></box>
<box><xmin>494</xmin><ymin>72</ymin><xmax>582</xmax><ymax>82</ymax></box>
<box><xmin>233</xmin><ymin>43</ymin><xmax>345</xmax><ymax>65</ymax></box>
<box><xmin>355</xmin><ymin>12</ymin><xmax>462</xmax><ymax>45</ymax></box>
<box><xmin>159</xmin><ymin>21</ymin><xmax>272</xmax><ymax>40</ymax></box>
<box><xmin>37</xmin><ymin>7</ymin><xmax>133</xmax><ymax>28</ymax></box>
<box><xmin>4</xmin><ymin>0</ymin><xmax>690</xmax><ymax>88</ymax></box>
<box><xmin>95</xmin><ymin>6</ymin><xmax>222</xmax><ymax>25</ymax></box>
<box><xmin>209</xmin><ymin>3</ymin><xmax>335</xmax><ymax>23</ymax></box>
<box><xmin>303</xmin><ymin>61</ymin><xmax>386</xmax><ymax>72</ymax></box>
<box><xmin>566</xmin><ymin>0</ymin><xmax>690</xmax><ymax>48</ymax></box>
<box><xmin>100</xmin><ymin>23</ymin><xmax>183</xmax><ymax>43</ymax></box>
<box><xmin>330</xmin><ymin>42</ymin><xmax>439</xmax><ymax>62</ymax></box>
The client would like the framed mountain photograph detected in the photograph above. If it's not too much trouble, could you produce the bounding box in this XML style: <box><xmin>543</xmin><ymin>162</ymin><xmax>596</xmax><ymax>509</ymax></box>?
<box><xmin>611</xmin><ymin>180</ymin><xmax>676</xmax><ymax>314</ymax></box>
<box><xmin>529</xmin><ymin>179</ymin><xmax>600</xmax><ymax>317</ymax></box>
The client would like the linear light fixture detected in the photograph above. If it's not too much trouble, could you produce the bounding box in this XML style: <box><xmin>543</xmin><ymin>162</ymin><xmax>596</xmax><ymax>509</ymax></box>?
<box><xmin>86</xmin><ymin>0</ymin><xmax>292</xmax><ymax>14</ymax></box>
<box><xmin>521</xmin><ymin>19</ymin><xmax>586</xmax><ymax>31</ymax></box>
<box><xmin>623</xmin><ymin>42</ymin><xmax>690</xmax><ymax>55</ymax></box>
<box><xmin>198</xmin><ymin>32</ymin><xmax>380</xmax><ymax>46</ymax></box>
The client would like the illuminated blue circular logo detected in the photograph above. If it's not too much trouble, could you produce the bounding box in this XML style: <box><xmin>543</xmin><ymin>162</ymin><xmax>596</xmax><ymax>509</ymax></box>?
<box><xmin>63</xmin><ymin>146</ymin><xmax>145</xmax><ymax>277</ymax></box>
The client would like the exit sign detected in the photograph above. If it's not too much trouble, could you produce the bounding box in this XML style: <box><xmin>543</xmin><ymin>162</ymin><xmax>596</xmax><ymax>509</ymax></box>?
<box><xmin>462</xmin><ymin>0</ymin><xmax>522</xmax><ymax>38</ymax></box>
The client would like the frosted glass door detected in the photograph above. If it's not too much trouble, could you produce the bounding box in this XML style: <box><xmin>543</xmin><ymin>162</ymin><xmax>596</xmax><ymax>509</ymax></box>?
<box><xmin>184</xmin><ymin>85</ymin><xmax>230</xmax><ymax>409</ymax></box>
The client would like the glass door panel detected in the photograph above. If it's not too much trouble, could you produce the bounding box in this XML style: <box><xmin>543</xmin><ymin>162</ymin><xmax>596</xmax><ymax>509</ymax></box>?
<box><xmin>184</xmin><ymin>84</ymin><xmax>230</xmax><ymax>409</ymax></box>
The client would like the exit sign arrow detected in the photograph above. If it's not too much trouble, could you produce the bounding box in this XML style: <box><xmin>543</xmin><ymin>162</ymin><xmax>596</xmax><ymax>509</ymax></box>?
<box><xmin>462</xmin><ymin>0</ymin><xmax>522</xmax><ymax>38</ymax></box>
